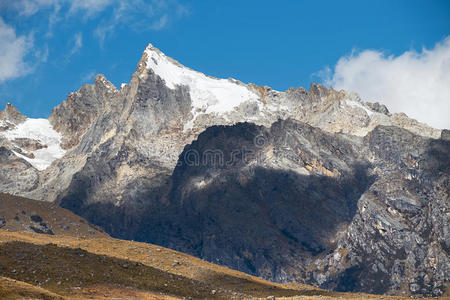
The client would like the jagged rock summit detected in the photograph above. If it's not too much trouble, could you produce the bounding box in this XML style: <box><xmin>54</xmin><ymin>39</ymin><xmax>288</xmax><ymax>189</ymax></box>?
<box><xmin>0</xmin><ymin>43</ymin><xmax>448</xmax><ymax>297</ymax></box>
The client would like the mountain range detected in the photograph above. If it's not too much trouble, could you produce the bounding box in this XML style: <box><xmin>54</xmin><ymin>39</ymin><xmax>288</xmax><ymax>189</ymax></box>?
<box><xmin>0</xmin><ymin>43</ymin><xmax>448</xmax><ymax>297</ymax></box>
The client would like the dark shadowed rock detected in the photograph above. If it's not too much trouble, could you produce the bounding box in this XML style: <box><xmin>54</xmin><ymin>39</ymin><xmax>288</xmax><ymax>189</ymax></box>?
<box><xmin>441</xmin><ymin>129</ymin><xmax>450</xmax><ymax>141</ymax></box>
<box><xmin>366</xmin><ymin>102</ymin><xmax>390</xmax><ymax>115</ymax></box>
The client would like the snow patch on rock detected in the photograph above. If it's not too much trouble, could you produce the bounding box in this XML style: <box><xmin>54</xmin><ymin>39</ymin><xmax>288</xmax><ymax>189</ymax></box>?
<box><xmin>342</xmin><ymin>99</ymin><xmax>375</xmax><ymax>117</ymax></box>
<box><xmin>1</xmin><ymin>118</ymin><xmax>66</xmax><ymax>170</ymax></box>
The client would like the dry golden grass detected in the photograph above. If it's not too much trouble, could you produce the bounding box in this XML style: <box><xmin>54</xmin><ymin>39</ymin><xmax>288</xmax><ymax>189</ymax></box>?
<box><xmin>0</xmin><ymin>276</ymin><xmax>64</xmax><ymax>299</ymax></box>
<box><xmin>0</xmin><ymin>230</ymin><xmax>318</xmax><ymax>299</ymax></box>
<box><xmin>0</xmin><ymin>193</ymin><xmax>106</xmax><ymax>238</ymax></box>
<box><xmin>0</xmin><ymin>276</ymin><xmax>182</xmax><ymax>300</ymax></box>
<box><xmin>0</xmin><ymin>230</ymin><xmax>429</xmax><ymax>299</ymax></box>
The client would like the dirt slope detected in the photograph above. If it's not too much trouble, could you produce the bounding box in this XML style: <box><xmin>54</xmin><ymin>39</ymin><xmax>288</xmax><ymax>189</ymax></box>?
<box><xmin>0</xmin><ymin>193</ymin><xmax>106</xmax><ymax>237</ymax></box>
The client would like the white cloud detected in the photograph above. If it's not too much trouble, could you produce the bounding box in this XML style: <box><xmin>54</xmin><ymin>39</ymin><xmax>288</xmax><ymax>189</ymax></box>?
<box><xmin>35</xmin><ymin>43</ymin><xmax>49</xmax><ymax>63</ymax></box>
<box><xmin>80</xmin><ymin>70</ymin><xmax>96</xmax><ymax>83</ymax></box>
<box><xmin>93</xmin><ymin>0</ymin><xmax>187</xmax><ymax>45</ymax></box>
<box><xmin>323</xmin><ymin>36</ymin><xmax>450</xmax><ymax>129</ymax></box>
<box><xmin>0</xmin><ymin>18</ymin><xmax>34</xmax><ymax>82</ymax></box>
<box><xmin>7</xmin><ymin>0</ymin><xmax>111</xmax><ymax>17</ymax></box>
<box><xmin>4</xmin><ymin>0</ymin><xmax>188</xmax><ymax>46</ymax></box>
<box><xmin>12</xmin><ymin>0</ymin><xmax>60</xmax><ymax>16</ymax></box>
<box><xmin>150</xmin><ymin>14</ymin><xmax>168</xmax><ymax>30</ymax></box>
<box><xmin>68</xmin><ymin>0</ymin><xmax>113</xmax><ymax>17</ymax></box>
<box><xmin>69</xmin><ymin>32</ymin><xmax>83</xmax><ymax>56</ymax></box>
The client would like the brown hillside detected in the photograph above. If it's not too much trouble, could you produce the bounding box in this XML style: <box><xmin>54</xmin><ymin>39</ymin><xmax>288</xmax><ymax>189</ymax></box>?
<box><xmin>0</xmin><ymin>230</ymin><xmax>419</xmax><ymax>299</ymax></box>
<box><xmin>0</xmin><ymin>193</ymin><xmax>106</xmax><ymax>237</ymax></box>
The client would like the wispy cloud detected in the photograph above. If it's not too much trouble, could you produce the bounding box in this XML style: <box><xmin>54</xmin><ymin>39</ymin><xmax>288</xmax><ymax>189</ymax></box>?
<box><xmin>320</xmin><ymin>36</ymin><xmax>450</xmax><ymax>129</ymax></box>
<box><xmin>69</xmin><ymin>32</ymin><xmax>83</xmax><ymax>56</ymax></box>
<box><xmin>150</xmin><ymin>14</ymin><xmax>168</xmax><ymax>30</ymax></box>
<box><xmin>80</xmin><ymin>70</ymin><xmax>96</xmax><ymax>84</ymax></box>
<box><xmin>5</xmin><ymin>0</ymin><xmax>189</xmax><ymax>44</ymax></box>
<box><xmin>11</xmin><ymin>0</ymin><xmax>60</xmax><ymax>16</ymax></box>
<box><xmin>0</xmin><ymin>18</ymin><xmax>34</xmax><ymax>82</ymax></box>
<box><xmin>0</xmin><ymin>0</ymin><xmax>189</xmax><ymax>82</ymax></box>
<box><xmin>5</xmin><ymin>0</ymin><xmax>110</xmax><ymax>17</ymax></box>
<box><xmin>93</xmin><ymin>0</ymin><xmax>188</xmax><ymax>46</ymax></box>
<box><xmin>68</xmin><ymin>0</ymin><xmax>113</xmax><ymax>17</ymax></box>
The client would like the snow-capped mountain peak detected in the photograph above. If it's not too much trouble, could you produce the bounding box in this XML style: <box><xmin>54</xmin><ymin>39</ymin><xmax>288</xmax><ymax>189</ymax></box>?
<box><xmin>143</xmin><ymin>44</ymin><xmax>260</xmax><ymax>129</ymax></box>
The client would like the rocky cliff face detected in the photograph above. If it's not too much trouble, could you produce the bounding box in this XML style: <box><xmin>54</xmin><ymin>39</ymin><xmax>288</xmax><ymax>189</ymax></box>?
<box><xmin>121</xmin><ymin>120</ymin><xmax>446</xmax><ymax>297</ymax></box>
<box><xmin>0</xmin><ymin>44</ymin><xmax>448</xmax><ymax>296</ymax></box>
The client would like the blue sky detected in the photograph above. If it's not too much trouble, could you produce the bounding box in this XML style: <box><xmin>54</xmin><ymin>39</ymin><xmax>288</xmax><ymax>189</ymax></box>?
<box><xmin>0</xmin><ymin>0</ymin><xmax>449</xmax><ymax>128</ymax></box>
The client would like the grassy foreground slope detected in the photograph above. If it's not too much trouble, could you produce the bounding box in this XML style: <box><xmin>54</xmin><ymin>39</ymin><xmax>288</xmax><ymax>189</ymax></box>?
<box><xmin>0</xmin><ymin>230</ymin><xmax>421</xmax><ymax>299</ymax></box>
<box><xmin>0</xmin><ymin>276</ymin><xmax>64</xmax><ymax>300</ymax></box>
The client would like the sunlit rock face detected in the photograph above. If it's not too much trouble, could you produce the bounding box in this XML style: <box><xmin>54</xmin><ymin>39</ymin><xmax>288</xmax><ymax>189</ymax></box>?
<box><xmin>0</xmin><ymin>44</ymin><xmax>447</xmax><ymax>297</ymax></box>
